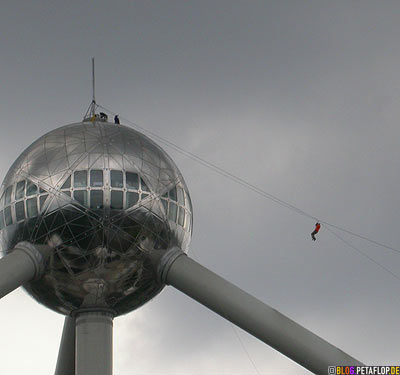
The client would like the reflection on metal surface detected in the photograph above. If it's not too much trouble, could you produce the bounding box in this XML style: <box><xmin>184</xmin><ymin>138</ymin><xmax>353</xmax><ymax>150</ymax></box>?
<box><xmin>0</xmin><ymin>121</ymin><xmax>192</xmax><ymax>316</ymax></box>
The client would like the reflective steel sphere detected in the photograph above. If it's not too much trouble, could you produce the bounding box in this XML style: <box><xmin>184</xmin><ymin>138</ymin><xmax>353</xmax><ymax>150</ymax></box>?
<box><xmin>0</xmin><ymin>120</ymin><xmax>193</xmax><ymax>316</ymax></box>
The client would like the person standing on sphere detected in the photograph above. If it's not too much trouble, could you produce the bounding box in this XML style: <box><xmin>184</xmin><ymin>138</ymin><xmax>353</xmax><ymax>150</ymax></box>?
<box><xmin>114</xmin><ymin>115</ymin><xmax>120</xmax><ymax>124</ymax></box>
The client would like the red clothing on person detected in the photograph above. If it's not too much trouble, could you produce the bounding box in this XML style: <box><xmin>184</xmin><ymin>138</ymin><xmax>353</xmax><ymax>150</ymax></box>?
<box><xmin>311</xmin><ymin>223</ymin><xmax>321</xmax><ymax>241</ymax></box>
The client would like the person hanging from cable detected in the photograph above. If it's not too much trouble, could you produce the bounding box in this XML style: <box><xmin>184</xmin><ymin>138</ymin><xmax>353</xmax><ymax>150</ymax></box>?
<box><xmin>311</xmin><ymin>222</ymin><xmax>321</xmax><ymax>241</ymax></box>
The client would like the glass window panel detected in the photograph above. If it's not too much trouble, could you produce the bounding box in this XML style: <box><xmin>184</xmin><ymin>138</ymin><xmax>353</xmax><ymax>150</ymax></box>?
<box><xmin>161</xmin><ymin>199</ymin><xmax>168</xmax><ymax>213</ymax></box>
<box><xmin>61</xmin><ymin>176</ymin><xmax>71</xmax><ymax>189</ymax></box>
<box><xmin>26</xmin><ymin>198</ymin><xmax>38</xmax><ymax>218</ymax></box>
<box><xmin>0</xmin><ymin>211</ymin><xmax>4</xmax><ymax>230</ymax></box>
<box><xmin>15</xmin><ymin>201</ymin><xmax>25</xmax><ymax>221</ymax></box>
<box><xmin>39</xmin><ymin>187</ymin><xmax>46</xmax><ymax>194</ymax></box>
<box><xmin>74</xmin><ymin>171</ymin><xmax>87</xmax><ymax>188</ymax></box>
<box><xmin>5</xmin><ymin>186</ymin><xmax>12</xmax><ymax>205</ymax></box>
<box><xmin>186</xmin><ymin>212</ymin><xmax>191</xmax><ymax>232</ymax></box>
<box><xmin>90</xmin><ymin>170</ymin><xmax>103</xmax><ymax>187</ymax></box>
<box><xmin>111</xmin><ymin>191</ymin><xmax>123</xmax><ymax>209</ymax></box>
<box><xmin>5</xmin><ymin>206</ymin><xmax>12</xmax><ymax>225</ymax></box>
<box><xmin>15</xmin><ymin>181</ymin><xmax>25</xmax><ymax>200</ymax></box>
<box><xmin>126</xmin><ymin>172</ymin><xmax>139</xmax><ymax>189</ymax></box>
<box><xmin>40</xmin><ymin>195</ymin><xmax>48</xmax><ymax>211</ymax></box>
<box><xmin>140</xmin><ymin>178</ymin><xmax>149</xmax><ymax>192</ymax></box>
<box><xmin>186</xmin><ymin>193</ymin><xmax>192</xmax><ymax>214</ymax></box>
<box><xmin>127</xmin><ymin>192</ymin><xmax>139</xmax><ymax>208</ymax></box>
<box><xmin>74</xmin><ymin>190</ymin><xmax>88</xmax><ymax>206</ymax></box>
<box><xmin>90</xmin><ymin>190</ymin><xmax>103</xmax><ymax>209</ymax></box>
<box><xmin>168</xmin><ymin>202</ymin><xmax>177</xmax><ymax>222</ymax></box>
<box><xmin>169</xmin><ymin>186</ymin><xmax>177</xmax><ymax>202</ymax></box>
<box><xmin>141</xmin><ymin>193</ymin><xmax>149</xmax><ymax>200</ymax></box>
<box><xmin>184</xmin><ymin>212</ymin><xmax>191</xmax><ymax>231</ymax></box>
<box><xmin>111</xmin><ymin>170</ymin><xmax>123</xmax><ymax>188</ymax></box>
<box><xmin>177</xmin><ymin>187</ymin><xmax>185</xmax><ymax>205</ymax></box>
<box><xmin>178</xmin><ymin>207</ymin><xmax>185</xmax><ymax>227</ymax></box>
<box><xmin>62</xmin><ymin>190</ymin><xmax>71</xmax><ymax>198</ymax></box>
<box><xmin>26</xmin><ymin>181</ymin><xmax>38</xmax><ymax>197</ymax></box>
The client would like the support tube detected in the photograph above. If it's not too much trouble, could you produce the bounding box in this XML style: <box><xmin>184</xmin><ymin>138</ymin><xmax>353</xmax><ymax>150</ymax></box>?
<box><xmin>55</xmin><ymin>316</ymin><xmax>76</xmax><ymax>375</ymax></box>
<box><xmin>75</xmin><ymin>311</ymin><xmax>113</xmax><ymax>375</ymax></box>
<box><xmin>0</xmin><ymin>242</ymin><xmax>49</xmax><ymax>299</ymax></box>
<box><xmin>158</xmin><ymin>248</ymin><xmax>364</xmax><ymax>374</ymax></box>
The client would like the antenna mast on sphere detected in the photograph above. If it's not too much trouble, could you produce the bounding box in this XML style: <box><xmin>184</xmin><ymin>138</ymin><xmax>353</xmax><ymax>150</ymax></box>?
<box><xmin>83</xmin><ymin>58</ymin><xmax>99</xmax><ymax>122</ymax></box>
<box><xmin>92</xmin><ymin>57</ymin><xmax>95</xmax><ymax>106</ymax></box>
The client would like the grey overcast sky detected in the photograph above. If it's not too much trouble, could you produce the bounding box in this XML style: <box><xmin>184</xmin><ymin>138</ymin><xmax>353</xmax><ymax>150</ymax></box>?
<box><xmin>1</xmin><ymin>1</ymin><xmax>400</xmax><ymax>374</ymax></box>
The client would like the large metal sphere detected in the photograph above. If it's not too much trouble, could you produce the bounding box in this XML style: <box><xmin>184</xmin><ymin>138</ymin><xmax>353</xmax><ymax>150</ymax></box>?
<box><xmin>0</xmin><ymin>121</ymin><xmax>192</xmax><ymax>316</ymax></box>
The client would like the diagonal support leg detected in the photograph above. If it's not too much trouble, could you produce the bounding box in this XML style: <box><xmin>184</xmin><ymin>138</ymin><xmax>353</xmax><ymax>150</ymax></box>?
<box><xmin>151</xmin><ymin>248</ymin><xmax>364</xmax><ymax>374</ymax></box>
<box><xmin>55</xmin><ymin>316</ymin><xmax>76</xmax><ymax>375</ymax></box>
<box><xmin>0</xmin><ymin>242</ymin><xmax>51</xmax><ymax>299</ymax></box>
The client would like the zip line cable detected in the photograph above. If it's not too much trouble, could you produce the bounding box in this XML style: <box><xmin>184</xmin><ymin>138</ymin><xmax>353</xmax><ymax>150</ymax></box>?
<box><xmin>318</xmin><ymin>221</ymin><xmax>400</xmax><ymax>255</ymax></box>
<box><xmin>2</xmin><ymin>104</ymin><xmax>399</xmax><ymax>285</ymax></box>
<box><xmin>324</xmin><ymin>226</ymin><xmax>400</xmax><ymax>283</ymax></box>
<box><xmin>98</xmin><ymin>104</ymin><xmax>400</xmax><ymax>256</ymax></box>
<box><xmin>98</xmin><ymin>105</ymin><xmax>317</xmax><ymax>220</ymax></box>
<box><xmin>98</xmin><ymin>104</ymin><xmax>400</xmax><ymax>285</ymax></box>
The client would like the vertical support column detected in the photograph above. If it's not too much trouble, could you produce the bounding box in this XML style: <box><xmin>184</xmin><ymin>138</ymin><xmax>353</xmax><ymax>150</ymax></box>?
<box><xmin>55</xmin><ymin>316</ymin><xmax>76</xmax><ymax>375</ymax></box>
<box><xmin>75</xmin><ymin>310</ymin><xmax>114</xmax><ymax>375</ymax></box>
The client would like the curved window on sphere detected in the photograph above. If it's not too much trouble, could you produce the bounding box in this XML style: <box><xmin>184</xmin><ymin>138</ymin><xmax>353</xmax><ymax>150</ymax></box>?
<box><xmin>15</xmin><ymin>201</ymin><xmax>25</xmax><ymax>221</ymax></box>
<box><xmin>185</xmin><ymin>212</ymin><xmax>191</xmax><ymax>231</ymax></box>
<box><xmin>61</xmin><ymin>176</ymin><xmax>71</xmax><ymax>189</ymax></box>
<box><xmin>0</xmin><ymin>211</ymin><xmax>4</xmax><ymax>230</ymax></box>
<box><xmin>90</xmin><ymin>170</ymin><xmax>103</xmax><ymax>187</ymax></box>
<box><xmin>90</xmin><ymin>190</ymin><xmax>103</xmax><ymax>209</ymax></box>
<box><xmin>26</xmin><ymin>198</ymin><xmax>38</xmax><ymax>218</ymax></box>
<box><xmin>5</xmin><ymin>186</ymin><xmax>12</xmax><ymax>205</ymax></box>
<box><xmin>178</xmin><ymin>207</ymin><xmax>185</xmax><ymax>227</ymax></box>
<box><xmin>168</xmin><ymin>202</ymin><xmax>177</xmax><ymax>222</ymax></box>
<box><xmin>169</xmin><ymin>186</ymin><xmax>177</xmax><ymax>202</ymax></box>
<box><xmin>40</xmin><ymin>195</ymin><xmax>48</xmax><ymax>211</ymax></box>
<box><xmin>15</xmin><ymin>181</ymin><xmax>26</xmax><ymax>200</ymax></box>
<box><xmin>5</xmin><ymin>206</ymin><xmax>12</xmax><ymax>225</ymax></box>
<box><xmin>161</xmin><ymin>199</ymin><xmax>168</xmax><ymax>213</ymax></box>
<box><xmin>74</xmin><ymin>190</ymin><xmax>88</xmax><ymax>206</ymax></box>
<box><xmin>111</xmin><ymin>190</ymin><xmax>123</xmax><ymax>209</ymax></box>
<box><xmin>26</xmin><ymin>181</ymin><xmax>38</xmax><ymax>197</ymax></box>
<box><xmin>126</xmin><ymin>192</ymin><xmax>139</xmax><ymax>208</ymax></box>
<box><xmin>185</xmin><ymin>192</ymin><xmax>193</xmax><ymax>214</ymax></box>
<box><xmin>126</xmin><ymin>172</ymin><xmax>139</xmax><ymax>189</ymax></box>
<box><xmin>177</xmin><ymin>187</ymin><xmax>185</xmax><ymax>205</ymax></box>
<box><xmin>74</xmin><ymin>171</ymin><xmax>87</xmax><ymax>188</ymax></box>
<box><xmin>111</xmin><ymin>170</ymin><xmax>123</xmax><ymax>188</ymax></box>
<box><xmin>140</xmin><ymin>178</ymin><xmax>149</xmax><ymax>192</ymax></box>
